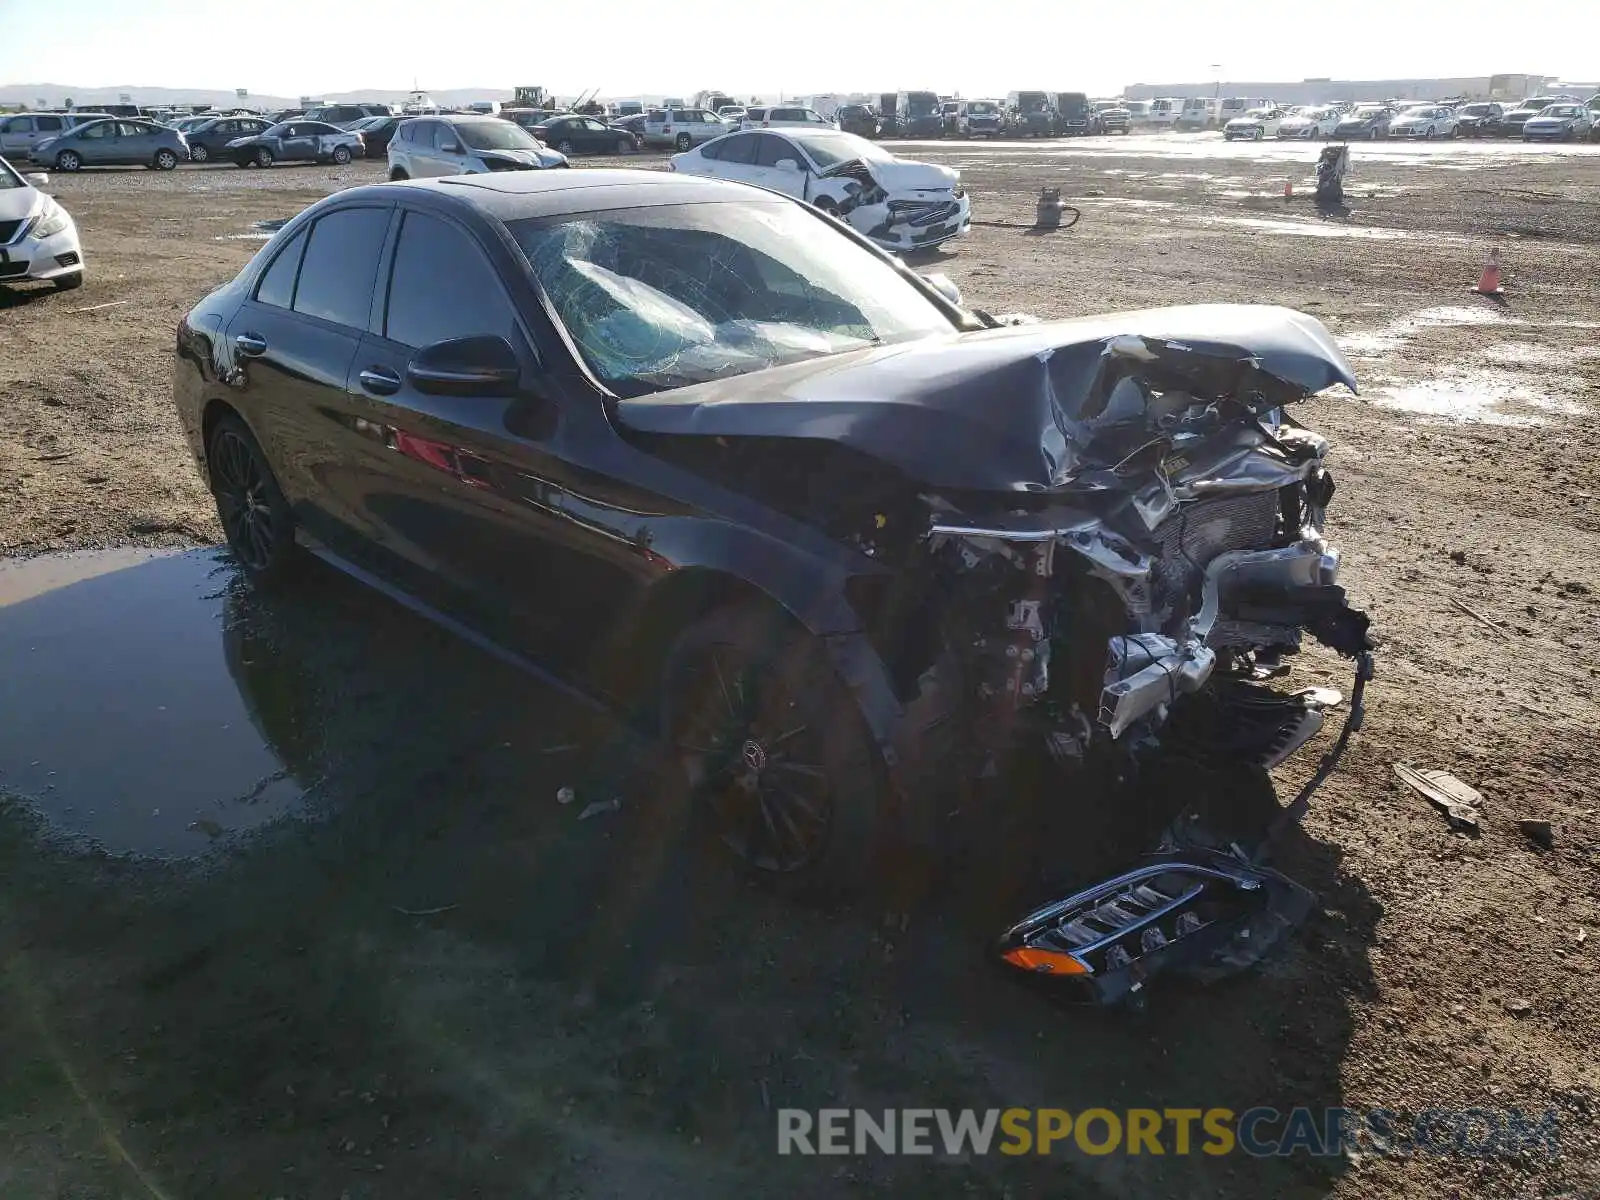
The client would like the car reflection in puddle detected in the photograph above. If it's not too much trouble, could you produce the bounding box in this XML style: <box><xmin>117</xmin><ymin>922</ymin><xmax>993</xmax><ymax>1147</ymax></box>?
<box><xmin>0</xmin><ymin>547</ymin><xmax>592</xmax><ymax>858</ymax></box>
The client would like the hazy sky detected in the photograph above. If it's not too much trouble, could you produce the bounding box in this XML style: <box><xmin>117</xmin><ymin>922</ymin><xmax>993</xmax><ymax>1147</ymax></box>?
<box><xmin>0</xmin><ymin>0</ymin><xmax>1593</xmax><ymax>97</ymax></box>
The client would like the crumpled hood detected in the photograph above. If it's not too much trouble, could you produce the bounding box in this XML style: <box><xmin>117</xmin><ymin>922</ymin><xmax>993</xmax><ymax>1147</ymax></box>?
<box><xmin>477</xmin><ymin>146</ymin><xmax>568</xmax><ymax>169</ymax></box>
<box><xmin>839</xmin><ymin>157</ymin><xmax>958</xmax><ymax>193</ymax></box>
<box><xmin>616</xmin><ymin>304</ymin><xmax>1357</xmax><ymax>493</ymax></box>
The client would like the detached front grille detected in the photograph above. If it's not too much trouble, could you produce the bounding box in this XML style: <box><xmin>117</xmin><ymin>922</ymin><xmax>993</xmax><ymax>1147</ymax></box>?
<box><xmin>1150</xmin><ymin>491</ymin><xmax>1281</xmax><ymax>609</ymax></box>
<box><xmin>888</xmin><ymin>200</ymin><xmax>960</xmax><ymax>227</ymax></box>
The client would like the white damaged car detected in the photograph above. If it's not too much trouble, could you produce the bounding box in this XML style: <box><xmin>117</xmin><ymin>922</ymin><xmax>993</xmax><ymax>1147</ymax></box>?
<box><xmin>0</xmin><ymin>155</ymin><xmax>83</xmax><ymax>291</ymax></box>
<box><xmin>671</xmin><ymin>128</ymin><xmax>970</xmax><ymax>253</ymax></box>
<box><xmin>1276</xmin><ymin>106</ymin><xmax>1340</xmax><ymax>139</ymax></box>
<box><xmin>1222</xmin><ymin>106</ymin><xmax>1285</xmax><ymax>141</ymax></box>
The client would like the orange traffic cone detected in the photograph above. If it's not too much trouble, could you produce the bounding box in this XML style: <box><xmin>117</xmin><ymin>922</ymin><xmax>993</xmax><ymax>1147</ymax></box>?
<box><xmin>1472</xmin><ymin>247</ymin><xmax>1504</xmax><ymax>295</ymax></box>
<box><xmin>1283</xmin><ymin>177</ymin><xmax>1294</xmax><ymax>198</ymax></box>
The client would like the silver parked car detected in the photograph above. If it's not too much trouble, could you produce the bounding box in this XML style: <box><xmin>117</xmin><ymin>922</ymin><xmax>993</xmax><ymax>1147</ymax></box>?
<box><xmin>642</xmin><ymin>107</ymin><xmax>731</xmax><ymax>150</ymax></box>
<box><xmin>385</xmin><ymin>115</ymin><xmax>567</xmax><ymax>178</ymax></box>
<box><xmin>29</xmin><ymin>118</ymin><xmax>188</xmax><ymax>171</ymax></box>
<box><xmin>0</xmin><ymin>112</ymin><xmax>111</xmax><ymax>158</ymax></box>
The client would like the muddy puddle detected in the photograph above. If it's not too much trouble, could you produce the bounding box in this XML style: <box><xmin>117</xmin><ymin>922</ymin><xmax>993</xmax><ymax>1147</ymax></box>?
<box><xmin>0</xmin><ymin>547</ymin><xmax>588</xmax><ymax>858</ymax></box>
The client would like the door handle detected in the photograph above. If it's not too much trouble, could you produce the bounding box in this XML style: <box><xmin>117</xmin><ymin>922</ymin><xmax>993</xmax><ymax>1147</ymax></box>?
<box><xmin>234</xmin><ymin>332</ymin><xmax>267</xmax><ymax>355</ymax></box>
<box><xmin>359</xmin><ymin>366</ymin><xmax>402</xmax><ymax>395</ymax></box>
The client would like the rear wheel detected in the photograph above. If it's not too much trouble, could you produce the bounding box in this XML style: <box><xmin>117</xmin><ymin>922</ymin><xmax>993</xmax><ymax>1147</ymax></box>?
<box><xmin>388</xmin><ymin>166</ymin><xmax>408</xmax><ymax>180</ymax></box>
<box><xmin>331</xmin><ymin>144</ymin><xmax>351</xmax><ymax>164</ymax></box>
<box><xmin>661</xmin><ymin>604</ymin><xmax>885</xmax><ymax>896</ymax></box>
<box><xmin>208</xmin><ymin>414</ymin><xmax>298</xmax><ymax>585</ymax></box>
<box><xmin>190</xmin><ymin>142</ymin><xmax>210</xmax><ymax>163</ymax></box>
<box><xmin>675</xmin><ymin>132</ymin><xmax>692</xmax><ymax>151</ymax></box>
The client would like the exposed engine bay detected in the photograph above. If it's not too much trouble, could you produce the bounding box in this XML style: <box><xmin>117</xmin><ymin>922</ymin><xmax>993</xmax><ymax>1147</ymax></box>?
<box><xmin>620</xmin><ymin>305</ymin><xmax>1375</xmax><ymax>1006</ymax></box>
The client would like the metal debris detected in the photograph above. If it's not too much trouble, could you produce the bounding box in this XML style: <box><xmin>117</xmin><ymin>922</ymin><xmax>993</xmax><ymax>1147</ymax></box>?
<box><xmin>556</xmin><ymin>786</ymin><xmax>576</xmax><ymax>805</ymax></box>
<box><xmin>577</xmin><ymin>798</ymin><xmax>621</xmax><ymax>821</ymax></box>
<box><xmin>1394</xmin><ymin>764</ymin><xmax>1482</xmax><ymax>831</ymax></box>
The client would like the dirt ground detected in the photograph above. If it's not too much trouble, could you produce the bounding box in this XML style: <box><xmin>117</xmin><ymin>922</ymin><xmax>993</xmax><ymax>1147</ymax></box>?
<box><xmin>2</xmin><ymin>137</ymin><xmax>1599</xmax><ymax>1198</ymax></box>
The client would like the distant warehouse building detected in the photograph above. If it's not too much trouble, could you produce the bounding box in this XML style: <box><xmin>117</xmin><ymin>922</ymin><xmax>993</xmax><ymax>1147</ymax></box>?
<box><xmin>1123</xmin><ymin>74</ymin><xmax>1551</xmax><ymax>106</ymax></box>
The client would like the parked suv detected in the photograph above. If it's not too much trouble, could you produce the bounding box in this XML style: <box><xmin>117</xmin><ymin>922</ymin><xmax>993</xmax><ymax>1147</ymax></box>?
<box><xmin>643</xmin><ymin>108</ymin><xmax>729</xmax><ymax>150</ymax></box>
<box><xmin>739</xmin><ymin>106</ymin><xmax>832</xmax><ymax>131</ymax></box>
<box><xmin>302</xmin><ymin>103</ymin><xmax>393</xmax><ymax>128</ymax></box>
<box><xmin>387</xmin><ymin>115</ymin><xmax>568</xmax><ymax>178</ymax></box>
<box><xmin>0</xmin><ymin>112</ymin><xmax>110</xmax><ymax>158</ymax></box>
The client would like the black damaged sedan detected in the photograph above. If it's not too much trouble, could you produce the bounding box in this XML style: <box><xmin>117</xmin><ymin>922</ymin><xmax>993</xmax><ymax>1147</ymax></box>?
<box><xmin>173</xmin><ymin>171</ymin><xmax>1372</xmax><ymax>1005</ymax></box>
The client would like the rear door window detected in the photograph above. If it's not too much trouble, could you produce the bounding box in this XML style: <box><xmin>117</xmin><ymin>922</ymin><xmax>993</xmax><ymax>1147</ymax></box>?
<box><xmin>291</xmin><ymin>207</ymin><xmax>391</xmax><ymax>330</ymax></box>
<box><xmin>382</xmin><ymin>211</ymin><xmax>516</xmax><ymax>349</ymax></box>
<box><xmin>37</xmin><ymin>116</ymin><xmax>64</xmax><ymax>132</ymax></box>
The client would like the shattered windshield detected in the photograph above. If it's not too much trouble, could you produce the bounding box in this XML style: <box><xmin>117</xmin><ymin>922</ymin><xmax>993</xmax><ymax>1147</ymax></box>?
<box><xmin>786</xmin><ymin>130</ymin><xmax>889</xmax><ymax>169</ymax></box>
<box><xmin>510</xmin><ymin>201</ymin><xmax>953</xmax><ymax>397</ymax></box>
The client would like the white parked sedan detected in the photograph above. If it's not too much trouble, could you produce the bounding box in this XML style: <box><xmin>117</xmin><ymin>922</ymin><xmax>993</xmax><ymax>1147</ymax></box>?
<box><xmin>671</xmin><ymin>129</ymin><xmax>970</xmax><ymax>253</ymax></box>
<box><xmin>1222</xmin><ymin>107</ymin><xmax>1285</xmax><ymax>140</ymax></box>
<box><xmin>1277</xmin><ymin>106</ymin><xmax>1340</xmax><ymax>139</ymax></box>
<box><xmin>1388</xmin><ymin>105</ymin><xmax>1457</xmax><ymax>139</ymax></box>
<box><xmin>0</xmin><ymin>156</ymin><xmax>83</xmax><ymax>291</ymax></box>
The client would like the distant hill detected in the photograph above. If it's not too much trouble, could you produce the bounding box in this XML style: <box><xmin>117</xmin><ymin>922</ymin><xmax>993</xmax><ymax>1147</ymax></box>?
<box><xmin>0</xmin><ymin>84</ymin><xmax>519</xmax><ymax>111</ymax></box>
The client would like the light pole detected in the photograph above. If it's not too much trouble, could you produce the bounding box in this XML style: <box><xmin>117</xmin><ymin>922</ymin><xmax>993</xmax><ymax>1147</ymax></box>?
<box><xmin>1210</xmin><ymin>64</ymin><xmax>1222</xmax><ymax>99</ymax></box>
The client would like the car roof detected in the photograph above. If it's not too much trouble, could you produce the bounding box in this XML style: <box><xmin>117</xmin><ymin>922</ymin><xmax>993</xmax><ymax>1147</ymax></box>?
<box><xmin>340</xmin><ymin>169</ymin><xmax>771</xmax><ymax>222</ymax></box>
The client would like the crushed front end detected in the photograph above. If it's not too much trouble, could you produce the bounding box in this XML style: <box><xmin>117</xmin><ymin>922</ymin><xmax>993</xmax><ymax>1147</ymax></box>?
<box><xmin>884</xmin><ymin>323</ymin><xmax>1375</xmax><ymax>1005</ymax></box>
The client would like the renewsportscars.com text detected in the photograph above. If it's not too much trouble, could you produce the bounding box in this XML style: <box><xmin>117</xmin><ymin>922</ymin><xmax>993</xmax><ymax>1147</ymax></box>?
<box><xmin>776</xmin><ymin>1107</ymin><xmax>1561</xmax><ymax>1158</ymax></box>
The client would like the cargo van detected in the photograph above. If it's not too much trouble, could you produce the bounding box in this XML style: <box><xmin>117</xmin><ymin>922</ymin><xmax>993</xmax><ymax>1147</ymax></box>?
<box><xmin>1177</xmin><ymin>97</ymin><xmax>1221</xmax><ymax>129</ymax></box>
<box><xmin>1146</xmin><ymin>97</ymin><xmax>1185</xmax><ymax>129</ymax></box>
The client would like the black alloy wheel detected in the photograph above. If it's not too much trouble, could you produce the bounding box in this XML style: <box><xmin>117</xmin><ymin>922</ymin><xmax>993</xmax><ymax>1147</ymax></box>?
<box><xmin>208</xmin><ymin>415</ymin><xmax>296</xmax><ymax>583</ymax></box>
<box><xmin>663</xmin><ymin>606</ymin><xmax>882</xmax><ymax>893</ymax></box>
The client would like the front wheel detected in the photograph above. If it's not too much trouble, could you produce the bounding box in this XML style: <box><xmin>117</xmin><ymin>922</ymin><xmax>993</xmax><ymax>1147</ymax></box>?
<box><xmin>190</xmin><ymin>142</ymin><xmax>210</xmax><ymax>163</ymax></box>
<box><xmin>675</xmin><ymin>133</ymin><xmax>692</xmax><ymax>151</ymax></box>
<box><xmin>616</xmin><ymin>137</ymin><xmax>635</xmax><ymax>154</ymax></box>
<box><xmin>1424</xmin><ymin>126</ymin><xmax>1435</xmax><ymax>140</ymax></box>
<box><xmin>662</xmin><ymin>605</ymin><xmax>885</xmax><ymax>896</ymax></box>
<box><xmin>154</xmin><ymin>148</ymin><xmax>179</xmax><ymax>170</ymax></box>
<box><xmin>331</xmin><ymin>144</ymin><xmax>351</xmax><ymax>164</ymax></box>
<box><xmin>254</xmin><ymin>146</ymin><xmax>274</xmax><ymax>168</ymax></box>
<box><xmin>53</xmin><ymin>271</ymin><xmax>84</xmax><ymax>292</ymax></box>
<box><xmin>388</xmin><ymin>167</ymin><xmax>408</xmax><ymax>181</ymax></box>
<box><xmin>208</xmin><ymin>414</ymin><xmax>298</xmax><ymax>586</ymax></box>
<box><xmin>55</xmin><ymin>150</ymin><xmax>81</xmax><ymax>172</ymax></box>
<box><xmin>557</xmin><ymin>139</ymin><xmax>574</xmax><ymax>154</ymax></box>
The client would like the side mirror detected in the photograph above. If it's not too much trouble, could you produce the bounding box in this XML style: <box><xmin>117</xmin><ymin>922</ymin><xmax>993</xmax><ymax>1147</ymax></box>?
<box><xmin>442</xmin><ymin>140</ymin><xmax>463</xmax><ymax>154</ymax></box>
<box><xmin>407</xmin><ymin>336</ymin><xmax>520</xmax><ymax>396</ymax></box>
<box><xmin>25</xmin><ymin>172</ymin><xmax>49</xmax><ymax>187</ymax></box>
<box><xmin>774</xmin><ymin>158</ymin><xmax>801</xmax><ymax>172</ymax></box>
<box><xmin>923</xmin><ymin>272</ymin><xmax>963</xmax><ymax>307</ymax></box>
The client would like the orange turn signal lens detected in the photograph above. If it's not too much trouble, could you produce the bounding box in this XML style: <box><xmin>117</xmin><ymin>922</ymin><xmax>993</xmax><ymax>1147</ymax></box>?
<box><xmin>1000</xmin><ymin>947</ymin><xmax>1090</xmax><ymax>976</ymax></box>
